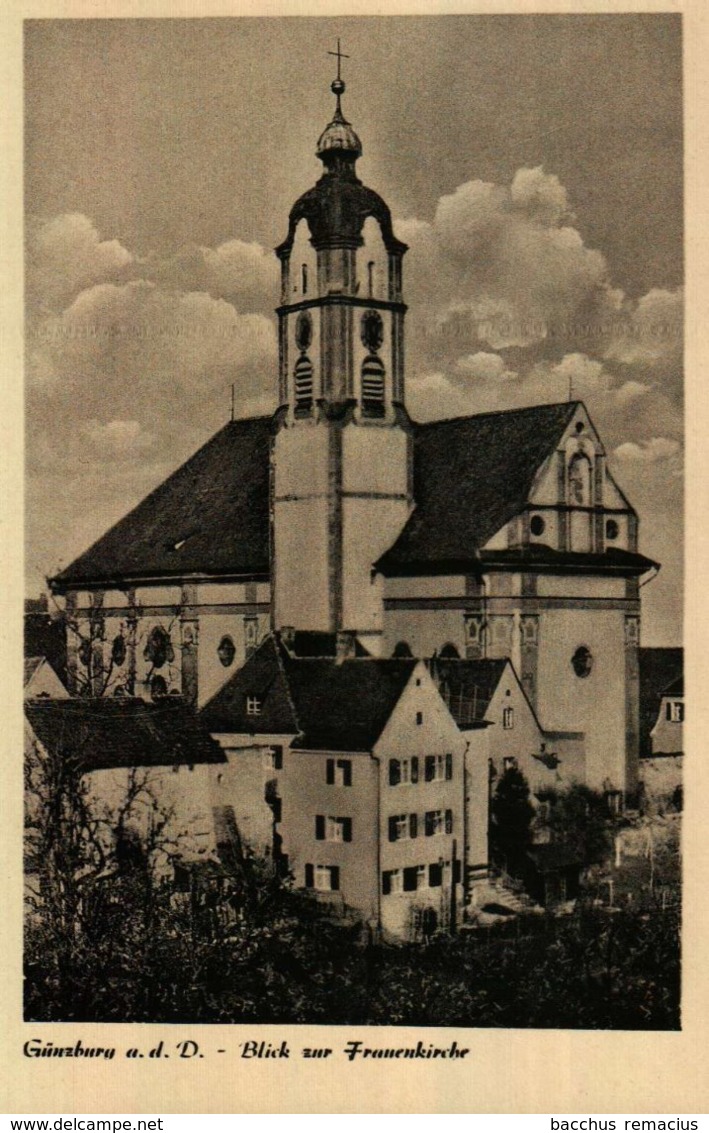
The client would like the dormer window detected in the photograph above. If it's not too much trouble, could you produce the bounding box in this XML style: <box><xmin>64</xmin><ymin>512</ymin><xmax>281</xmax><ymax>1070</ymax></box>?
<box><xmin>246</xmin><ymin>695</ymin><xmax>262</xmax><ymax>716</ymax></box>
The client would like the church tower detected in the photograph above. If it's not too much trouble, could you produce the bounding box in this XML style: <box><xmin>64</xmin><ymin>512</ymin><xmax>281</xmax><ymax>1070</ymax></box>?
<box><xmin>271</xmin><ymin>52</ymin><xmax>413</xmax><ymax>654</ymax></box>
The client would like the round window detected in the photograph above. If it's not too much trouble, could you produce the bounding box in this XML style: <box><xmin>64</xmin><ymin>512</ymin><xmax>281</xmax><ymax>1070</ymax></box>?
<box><xmin>571</xmin><ymin>645</ymin><xmax>594</xmax><ymax>678</ymax></box>
<box><xmin>217</xmin><ymin>635</ymin><xmax>236</xmax><ymax>668</ymax></box>
<box><xmin>361</xmin><ymin>310</ymin><xmax>384</xmax><ymax>352</ymax></box>
<box><xmin>606</xmin><ymin>518</ymin><xmax>619</xmax><ymax>540</ymax></box>
<box><xmin>295</xmin><ymin>312</ymin><xmax>312</xmax><ymax>352</ymax></box>
<box><xmin>530</xmin><ymin>515</ymin><xmax>546</xmax><ymax>536</ymax></box>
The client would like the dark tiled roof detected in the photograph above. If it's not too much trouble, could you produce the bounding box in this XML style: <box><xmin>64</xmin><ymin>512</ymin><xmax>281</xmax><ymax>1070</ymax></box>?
<box><xmin>24</xmin><ymin>610</ymin><xmax>67</xmax><ymax>683</ymax></box>
<box><xmin>429</xmin><ymin>657</ymin><xmax>508</xmax><ymax>727</ymax></box>
<box><xmin>662</xmin><ymin>675</ymin><xmax>684</xmax><ymax>698</ymax></box>
<box><xmin>51</xmin><ymin>417</ymin><xmax>272</xmax><ymax>589</ymax></box>
<box><xmin>201</xmin><ymin>636</ymin><xmax>299</xmax><ymax>736</ymax></box>
<box><xmin>638</xmin><ymin>647</ymin><xmax>684</xmax><ymax>758</ymax></box>
<box><xmin>25</xmin><ymin>697</ymin><xmax>226</xmax><ymax>771</ymax></box>
<box><xmin>201</xmin><ymin>634</ymin><xmax>417</xmax><ymax>752</ymax></box>
<box><xmin>24</xmin><ymin>657</ymin><xmax>44</xmax><ymax>685</ymax></box>
<box><xmin>376</xmin><ymin>402</ymin><xmax>580</xmax><ymax>573</ymax></box>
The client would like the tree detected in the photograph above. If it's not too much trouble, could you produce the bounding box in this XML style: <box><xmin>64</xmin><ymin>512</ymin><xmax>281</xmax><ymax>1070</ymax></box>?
<box><xmin>489</xmin><ymin>764</ymin><xmax>535</xmax><ymax>877</ymax></box>
<box><xmin>545</xmin><ymin>783</ymin><xmax>613</xmax><ymax>866</ymax></box>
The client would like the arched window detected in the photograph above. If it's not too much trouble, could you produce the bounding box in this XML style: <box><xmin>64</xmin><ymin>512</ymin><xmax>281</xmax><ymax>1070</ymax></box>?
<box><xmin>150</xmin><ymin>674</ymin><xmax>168</xmax><ymax>700</ymax></box>
<box><xmin>294</xmin><ymin>355</ymin><xmax>313</xmax><ymax>413</ymax></box>
<box><xmin>568</xmin><ymin>452</ymin><xmax>592</xmax><ymax>506</ymax></box>
<box><xmin>439</xmin><ymin>643</ymin><xmax>461</xmax><ymax>660</ymax></box>
<box><xmin>361</xmin><ymin>355</ymin><xmax>385</xmax><ymax>417</ymax></box>
<box><xmin>392</xmin><ymin>641</ymin><xmax>413</xmax><ymax>658</ymax></box>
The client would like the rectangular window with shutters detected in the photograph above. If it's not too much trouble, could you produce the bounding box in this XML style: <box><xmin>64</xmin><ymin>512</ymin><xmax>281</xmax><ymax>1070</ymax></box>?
<box><xmin>424</xmin><ymin>754</ymin><xmax>452</xmax><ymax>782</ymax></box>
<box><xmin>425</xmin><ymin>810</ymin><xmax>452</xmax><ymax>836</ymax></box>
<box><xmin>326</xmin><ymin>758</ymin><xmax>352</xmax><ymax>786</ymax></box>
<box><xmin>403</xmin><ymin>866</ymin><xmax>419</xmax><ymax>892</ymax></box>
<box><xmin>382</xmin><ymin>869</ymin><xmax>402</xmax><ymax>895</ymax></box>
<box><xmin>305</xmin><ymin>864</ymin><xmax>340</xmax><ymax>891</ymax></box>
<box><xmin>389</xmin><ymin>757</ymin><xmax>419</xmax><ymax>786</ymax></box>
<box><xmin>666</xmin><ymin>700</ymin><xmax>684</xmax><ymax>723</ymax></box>
<box><xmin>387</xmin><ymin>814</ymin><xmax>418</xmax><ymax>841</ymax></box>
<box><xmin>316</xmin><ymin>815</ymin><xmax>352</xmax><ymax>842</ymax></box>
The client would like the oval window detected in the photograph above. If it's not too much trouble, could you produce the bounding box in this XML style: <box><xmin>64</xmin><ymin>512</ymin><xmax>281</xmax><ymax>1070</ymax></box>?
<box><xmin>295</xmin><ymin>311</ymin><xmax>312</xmax><ymax>352</ymax></box>
<box><xmin>530</xmin><ymin>515</ymin><xmax>546</xmax><ymax>536</ymax></box>
<box><xmin>144</xmin><ymin>626</ymin><xmax>174</xmax><ymax>669</ymax></box>
<box><xmin>606</xmin><ymin>518</ymin><xmax>619</xmax><ymax>540</ymax></box>
<box><xmin>571</xmin><ymin>645</ymin><xmax>593</xmax><ymax>678</ymax></box>
<box><xmin>217</xmin><ymin>635</ymin><xmax>236</xmax><ymax>667</ymax></box>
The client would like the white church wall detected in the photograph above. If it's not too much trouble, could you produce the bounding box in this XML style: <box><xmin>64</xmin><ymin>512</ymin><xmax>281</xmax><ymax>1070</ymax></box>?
<box><xmin>359</xmin><ymin>217</ymin><xmax>388</xmax><ymax>301</ymax></box>
<box><xmin>342</xmin><ymin>498</ymin><xmax>408</xmax><ymax>635</ymax></box>
<box><xmin>536</xmin><ymin>576</ymin><xmax>625</xmax><ymax>599</ymax></box>
<box><xmin>384</xmin><ymin>575</ymin><xmax>467</xmax><ymax>600</ymax></box>
<box><xmin>274</xmin><ymin>497</ymin><xmax>331</xmax><ymax>630</ymax></box>
<box><xmin>382</xmin><ymin>608</ymin><xmax>465</xmax><ymax>659</ymax></box>
<box><xmin>210</xmin><ymin>740</ymin><xmax>281</xmax><ymax>859</ymax></box>
<box><xmin>535</xmin><ymin>607</ymin><xmax>628</xmax><ymax>792</ymax></box>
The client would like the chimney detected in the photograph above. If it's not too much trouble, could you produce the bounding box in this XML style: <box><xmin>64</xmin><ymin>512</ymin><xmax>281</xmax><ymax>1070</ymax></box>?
<box><xmin>335</xmin><ymin>630</ymin><xmax>356</xmax><ymax>665</ymax></box>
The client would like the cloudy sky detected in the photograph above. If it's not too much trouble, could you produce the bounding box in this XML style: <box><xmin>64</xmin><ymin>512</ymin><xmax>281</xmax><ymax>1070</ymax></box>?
<box><xmin>25</xmin><ymin>15</ymin><xmax>683</xmax><ymax>644</ymax></box>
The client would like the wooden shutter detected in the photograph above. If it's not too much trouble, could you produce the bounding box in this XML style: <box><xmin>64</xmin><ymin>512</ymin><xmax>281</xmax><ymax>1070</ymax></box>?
<box><xmin>326</xmin><ymin>759</ymin><xmax>334</xmax><ymax>785</ymax></box>
<box><xmin>305</xmin><ymin>863</ymin><xmax>314</xmax><ymax>888</ymax></box>
<box><xmin>341</xmin><ymin>760</ymin><xmax>352</xmax><ymax>787</ymax></box>
<box><xmin>330</xmin><ymin>866</ymin><xmax>340</xmax><ymax>891</ymax></box>
<box><xmin>272</xmin><ymin>745</ymin><xmax>283</xmax><ymax>770</ymax></box>
<box><xmin>411</xmin><ymin>756</ymin><xmax>419</xmax><ymax>783</ymax></box>
<box><xmin>425</xmin><ymin>811</ymin><xmax>434</xmax><ymax>836</ymax></box>
<box><xmin>409</xmin><ymin>813</ymin><xmax>418</xmax><ymax>839</ymax></box>
<box><xmin>388</xmin><ymin>816</ymin><xmax>398</xmax><ymax>842</ymax></box>
<box><xmin>315</xmin><ymin>815</ymin><xmax>325</xmax><ymax>840</ymax></box>
<box><xmin>429</xmin><ymin>863</ymin><xmax>442</xmax><ymax>887</ymax></box>
<box><xmin>382</xmin><ymin>871</ymin><xmax>391</xmax><ymax>896</ymax></box>
<box><xmin>453</xmin><ymin>859</ymin><xmax>462</xmax><ymax>883</ymax></box>
<box><xmin>389</xmin><ymin>759</ymin><xmax>401</xmax><ymax>786</ymax></box>
<box><xmin>342</xmin><ymin>818</ymin><xmax>353</xmax><ymax>843</ymax></box>
<box><xmin>445</xmin><ymin>752</ymin><xmax>453</xmax><ymax>780</ymax></box>
<box><xmin>403</xmin><ymin>866</ymin><xmax>418</xmax><ymax>892</ymax></box>
<box><xmin>425</xmin><ymin>756</ymin><xmax>435</xmax><ymax>782</ymax></box>
<box><xmin>445</xmin><ymin>809</ymin><xmax>453</xmax><ymax>834</ymax></box>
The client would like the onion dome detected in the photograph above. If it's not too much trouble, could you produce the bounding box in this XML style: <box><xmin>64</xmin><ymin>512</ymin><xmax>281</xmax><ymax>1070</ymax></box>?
<box><xmin>316</xmin><ymin>79</ymin><xmax>362</xmax><ymax>162</ymax></box>
<box><xmin>276</xmin><ymin>62</ymin><xmax>407</xmax><ymax>258</ymax></box>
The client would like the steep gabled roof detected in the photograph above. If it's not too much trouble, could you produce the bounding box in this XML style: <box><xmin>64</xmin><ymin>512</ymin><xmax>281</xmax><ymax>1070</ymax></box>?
<box><xmin>376</xmin><ymin>402</ymin><xmax>579</xmax><ymax>574</ymax></box>
<box><xmin>638</xmin><ymin>647</ymin><xmax>684</xmax><ymax>757</ymax></box>
<box><xmin>51</xmin><ymin>417</ymin><xmax>272</xmax><ymax>589</ymax></box>
<box><xmin>25</xmin><ymin>697</ymin><xmax>226</xmax><ymax>771</ymax></box>
<box><xmin>201</xmin><ymin>634</ymin><xmax>417</xmax><ymax>752</ymax></box>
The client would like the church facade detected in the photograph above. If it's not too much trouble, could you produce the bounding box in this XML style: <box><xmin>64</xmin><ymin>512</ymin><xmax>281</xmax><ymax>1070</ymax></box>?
<box><xmin>47</xmin><ymin>68</ymin><xmax>658</xmax><ymax>930</ymax></box>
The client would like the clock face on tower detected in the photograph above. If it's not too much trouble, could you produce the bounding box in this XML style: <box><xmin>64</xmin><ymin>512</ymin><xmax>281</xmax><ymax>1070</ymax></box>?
<box><xmin>295</xmin><ymin>312</ymin><xmax>312</xmax><ymax>352</ymax></box>
<box><xmin>361</xmin><ymin>310</ymin><xmax>384</xmax><ymax>352</ymax></box>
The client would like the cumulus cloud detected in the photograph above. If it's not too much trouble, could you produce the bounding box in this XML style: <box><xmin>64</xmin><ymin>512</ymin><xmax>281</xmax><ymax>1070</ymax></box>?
<box><xmin>27</xmin><ymin>213</ymin><xmax>134</xmax><ymax>313</ymax></box>
<box><xmin>614</xmin><ymin>437</ymin><xmax>681</xmax><ymax>464</ymax></box>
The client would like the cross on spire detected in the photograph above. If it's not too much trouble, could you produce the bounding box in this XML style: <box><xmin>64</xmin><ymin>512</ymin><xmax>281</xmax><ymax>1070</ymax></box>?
<box><xmin>327</xmin><ymin>39</ymin><xmax>350</xmax><ymax>118</ymax></box>
<box><xmin>328</xmin><ymin>38</ymin><xmax>350</xmax><ymax>83</ymax></box>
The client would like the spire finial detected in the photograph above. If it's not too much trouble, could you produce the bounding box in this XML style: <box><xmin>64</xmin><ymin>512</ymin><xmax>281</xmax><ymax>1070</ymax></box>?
<box><xmin>328</xmin><ymin>39</ymin><xmax>350</xmax><ymax>118</ymax></box>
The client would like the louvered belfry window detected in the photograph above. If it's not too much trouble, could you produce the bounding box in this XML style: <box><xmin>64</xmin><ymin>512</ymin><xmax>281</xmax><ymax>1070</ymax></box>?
<box><xmin>361</xmin><ymin>355</ymin><xmax>385</xmax><ymax>416</ymax></box>
<box><xmin>294</xmin><ymin>355</ymin><xmax>314</xmax><ymax>412</ymax></box>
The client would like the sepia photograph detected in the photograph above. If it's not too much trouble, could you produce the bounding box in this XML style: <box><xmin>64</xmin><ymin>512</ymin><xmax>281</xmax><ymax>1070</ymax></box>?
<box><xmin>23</xmin><ymin>14</ymin><xmax>683</xmax><ymax>1031</ymax></box>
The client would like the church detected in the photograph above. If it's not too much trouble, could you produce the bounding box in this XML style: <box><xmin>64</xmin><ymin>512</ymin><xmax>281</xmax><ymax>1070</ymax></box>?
<box><xmin>46</xmin><ymin>62</ymin><xmax>658</xmax><ymax>934</ymax></box>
